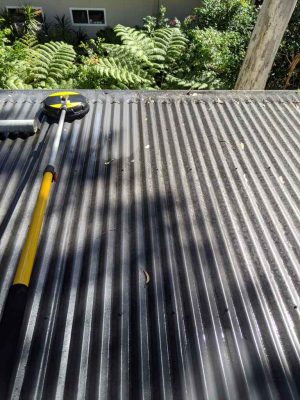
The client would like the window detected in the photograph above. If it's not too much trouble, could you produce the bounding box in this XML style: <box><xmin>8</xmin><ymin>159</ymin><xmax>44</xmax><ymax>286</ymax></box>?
<box><xmin>6</xmin><ymin>6</ymin><xmax>44</xmax><ymax>23</ymax></box>
<box><xmin>70</xmin><ymin>8</ymin><xmax>106</xmax><ymax>26</ymax></box>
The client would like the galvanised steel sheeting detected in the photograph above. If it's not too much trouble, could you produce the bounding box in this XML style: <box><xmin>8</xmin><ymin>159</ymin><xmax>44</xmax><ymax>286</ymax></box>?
<box><xmin>0</xmin><ymin>90</ymin><xmax>300</xmax><ymax>400</ymax></box>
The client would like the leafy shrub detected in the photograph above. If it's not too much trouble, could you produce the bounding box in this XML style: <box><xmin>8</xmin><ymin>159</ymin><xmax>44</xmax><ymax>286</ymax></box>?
<box><xmin>143</xmin><ymin>5</ymin><xmax>181</xmax><ymax>36</ymax></box>
<box><xmin>0</xmin><ymin>6</ymin><xmax>42</xmax><ymax>38</ymax></box>
<box><xmin>183</xmin><ymin>0</ymin><xmax>256</xmax><ymax>35</ymax></box>
<box><xmin>181</xmin><ymin>0</ymin><xmax>256</xmax><ymax>89</ymax></box>
<box><xmin>0</xmin><ymin>27</ymin><xmax>31</xmax><ymax>89</ymax></box>
<box><xmin>182</xmin><ymin>28</ymin><xmax>248</xmax><ymax>89</ymax></box>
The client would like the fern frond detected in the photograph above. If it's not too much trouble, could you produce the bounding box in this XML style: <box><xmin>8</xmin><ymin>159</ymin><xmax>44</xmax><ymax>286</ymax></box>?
<box><xmin>164</xmin><ymin>74</ymin><xmax>208</xmax><ymax>90</ymax></box>
<box><xmin>151</xmin><ymin>28</ymin><xmax>188</xmax><ymax>70</ymax></box>
<box><xmin>29</xmin><ymin>41</ymin><xmax>76</xmax><ymax>87</ymax></box>
<box><xmin>103</xmin><ymin>43</ymin><xmax>152</xmax><ymax>68</ymax></box>
<box><xmin>114</xmin><ymin>25</ymin><xmax>154</xmax><ymax>62</ymax></box>
<box><xmin>19</xmin><ymin>33</ymin><xmax>38</xmax><ymax>49</ymax></box>
<box><xmin>111</xmin><ymin>25</ymin><xmax>188</xmax><ymax>76</ymax></box>
<box><xmin>6</xmin><ymin>75</ymin><xmax>31</xmax><ymax>90</ymax></box>
<box><xmin>93</xmin><ymin>57</ymin><xmax>154</xmax><ymax>88</ymax></box>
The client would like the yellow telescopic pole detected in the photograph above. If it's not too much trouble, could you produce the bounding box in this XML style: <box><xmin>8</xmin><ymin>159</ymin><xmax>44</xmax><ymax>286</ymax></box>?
<box><xmin>0</xmin><ymin>91</ymin><xmax>89</xmax><ymax>397</ymax></box>
<box><xmin>13</xmin><ymin>171</ymin><xmax>53</xmax><ymax>286</ymax></box>
<box><xmin>0</xmin><ymin>105</ymin><xmax>67</xmax><ymax>398</ymax></box>
<box><xmin>13</xmin><ymin>104</ymin><xmax>66</xmax><ymax>287</ymax></box>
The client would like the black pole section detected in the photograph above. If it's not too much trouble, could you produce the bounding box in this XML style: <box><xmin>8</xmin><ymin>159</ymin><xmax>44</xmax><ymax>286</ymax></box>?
<box><xmin>0</xmin><ymin>284</ymin><xmax>28</xmax><ymax>398</ymax></box>
<box><xmin>0</xmin><ymin>134</ymin><xmax>48</xmax><ymax>242</ymax></box>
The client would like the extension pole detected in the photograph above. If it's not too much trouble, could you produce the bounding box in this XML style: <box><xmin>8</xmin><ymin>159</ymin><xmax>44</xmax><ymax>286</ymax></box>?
<box><xmin>0</xmin><ymin>104</ymin><xmax>67</xmax><ymax>398</ymax></box>
<box><xmin>0</xmin><ymin>120</ymin><xmax>38</xmax><ymax>133</ymax></box>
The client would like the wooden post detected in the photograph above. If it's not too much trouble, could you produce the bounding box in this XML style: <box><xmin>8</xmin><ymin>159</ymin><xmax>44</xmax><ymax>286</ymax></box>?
<box><xmin>235</xmin><ymin>0</ymin><xmax>298</xmax><ymax>90</ymax></box>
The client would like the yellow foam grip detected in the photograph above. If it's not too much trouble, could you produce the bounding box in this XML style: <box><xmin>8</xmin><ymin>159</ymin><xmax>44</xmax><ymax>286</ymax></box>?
<box><xmin>13</xmin><ymin>172</ymin><xmax>53</xmax><ymax>286</ymax></box>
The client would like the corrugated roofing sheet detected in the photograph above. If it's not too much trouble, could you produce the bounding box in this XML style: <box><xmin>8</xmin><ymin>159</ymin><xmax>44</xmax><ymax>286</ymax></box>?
<box><xmin>0</xmin><ymin>90</ymin><xmax>300</xmax><ymax>400</ymax></box>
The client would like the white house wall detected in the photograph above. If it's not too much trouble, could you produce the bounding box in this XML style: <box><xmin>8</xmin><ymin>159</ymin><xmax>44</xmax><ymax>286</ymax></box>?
<box><xmin>1</xmin><ymin>0</ymin><xmax>200</xmax><ymax>34</ymax></box>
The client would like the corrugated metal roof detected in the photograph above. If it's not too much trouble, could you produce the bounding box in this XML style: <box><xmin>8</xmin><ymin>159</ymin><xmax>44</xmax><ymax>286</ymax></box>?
<box><xmin>0</xmin><ymin>90</ymin><xmax>300</xmax><ymax>400</ymax></box>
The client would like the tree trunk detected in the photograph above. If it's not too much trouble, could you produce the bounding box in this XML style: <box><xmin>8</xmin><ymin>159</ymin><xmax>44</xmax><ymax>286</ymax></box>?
<box><xmin>235</xmin><ymin>0</ymin><xmax>298</xmax><ymax>90</ymax></box>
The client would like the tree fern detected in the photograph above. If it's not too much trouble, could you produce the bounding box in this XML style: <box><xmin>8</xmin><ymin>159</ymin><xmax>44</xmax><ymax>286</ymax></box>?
<box><xmin>152</xmin><ymin>28</ymin><xmax>188</xmax><ymax>67</ymax></box>
<box><xmin>110</xmin><ymin>25</ymin><xmax>189</xmax><ymax>85</ymax></box>
<box><xmin>19</xmin><ymin>33</ymin><xmax>38</xmax><ymax>48</ymax></box>
<box><xmin>93</xmin><ymin>57</ymin><xmax>154</xmax><ymax>88</ymax></box>
<box><xmin>103</xmin><ymin>43</ymin><xmax>153</xmax><ymax>68</ymax></box>
<box><xmin>6</xmin><ymin>74</ymin><xmax>31</xmax><ymax>89</ymax></box>
<box><xmin>114</xmin><ymin>25</ymin><xmax>154</xmax><ymax>62</ymax></box>
<box><xmin>113</xmin><ymin>25</ymin><xmax>188</xmax><ymax>73</ymax></box>
<box><xmin>29</xmin><ymin>41</ymin><xmax>76</xmax><ymax>88</ymax></box>
<box><xmin>163</xmin><ymin>74</ymin><xmax>208</xmax><ymax>89</ymax></box>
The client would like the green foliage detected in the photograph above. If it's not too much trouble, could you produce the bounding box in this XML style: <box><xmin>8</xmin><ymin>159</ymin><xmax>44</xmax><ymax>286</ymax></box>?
<box><xmin>75</xmin><ymin>61</ymin><xmax>106</xmax><ymax>89</ymax></box>
<box><xmin>79</xmin><ymin>37</ymin><xmax>106</xmax><ymax>58</ymax></box>
<box><xmin>29</xmin><ymin>41</ymin><xmax>76</xmax><ymax>88</ymax></box>
<box><xmin>181</xmin><ymin>0</ymin><xmax>256</xmax><ymax>89</ymax></box>
<box><xmin>164</xmin><ymin>74</ymin><xmax>208</xmax><ymax>90</ymax></box>
<box><xmin>114</xmin><ymin>25</ymin><xmax>155</xmax><ymax>63</ymax></box>
<box><xmin>0</xmin><ymin>28</ymin><xmax>31</xmax><ymax>89</ymax></box>
<box><xmin>76</xmin><ymin>27</ymin><xmax>154</xmax><ymax>89</ymax></box>
<box><xmin>0</xmin><ymin>9</ymin><xmax>19</xmax><ymax>38</ymax></box>
<box><xmin>143</xmin><ymin>5</ymin><xmax>181</xmax><ymax>36</ymax></box>
<box><xmin>183</xmin><ymin>0</ymin><xmax>256</xmax><ymax>35</ymax></box>
<box><xmin>92</xmin><ymin>58</ymin><xmax>153</xmax><ymax>88</ymax></box>
<box><xmin>21</xmin><ymin>5</ymin><xmax>42</xmax><ymax>35</ymax></box>
<box><xmin>157</xmin><ymin>6</ymin><xmax>169</xmax><ymax>29</ymax></box>
<box><xmin>182</xmin><ymin>28</ymin><xmax>247</xmax><ymax>89</ymax></box>
<box><xmin>1</xmin><ymin>1</ymin><xmax>296</xmax><ymax>91</ymax></box>
<box><xmin>0</xmin><ymin>28</ymin><xmax>14</xmax><ymax>87</ymax></box>
<box><xmin>152</xmin><ymin>28</ymin><xmax>187</xmax><ymax>68</ymax></box>
<box><xmin>19</xmin><ymin>33</ymin><xmax>38</xmax><ymax>48</ymax></box>
<box><xmin>76</xmin><ymin>24</ymin><xmax>203</xmax><ymax>90</ymax></box>
<box><xmin>142</xmin><ymin>16</ymin><xmax>157</xmax><ymax>36</ymax></box>
<box><xmin>105</xmin><ymin>25</ymin><xmax>187</xmax><ymax>72</ymax></box>
<box><xmin>0</xmin><ymin>5</ymin><xmax>42</xmax><ymax>38</ymax></box>
<box><xmin>6</xmin><ymin>66</ymin><xmax>31</xmax><ymax>90</ymax></box>
<box><xmin>0</xmin><ymin>34</ymin><xmax>76</xmax><ymax>89</ymax></box>
<box><xmin>0</xmin><ymin>3</ymin><xmax>257</xmax><ymax>91</ymax></box>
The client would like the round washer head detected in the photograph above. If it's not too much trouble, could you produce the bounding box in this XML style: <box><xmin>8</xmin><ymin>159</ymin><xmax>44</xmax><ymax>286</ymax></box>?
<box><xmin>43</xmin><ymin>91</ymin><xmax>89</xmax><ymax>123</ymax></box>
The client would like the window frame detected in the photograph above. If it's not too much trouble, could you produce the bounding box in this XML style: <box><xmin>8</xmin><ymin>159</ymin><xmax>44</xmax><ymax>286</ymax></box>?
<box><xmin>69</xmin><ymin>8</ymin><xmax>106</xmax><ymax>26</ymax></box>
<box><xmin>6</xmin><ymin>6</ymin><xmax>44</xmax><ymax>21</ymax></box>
